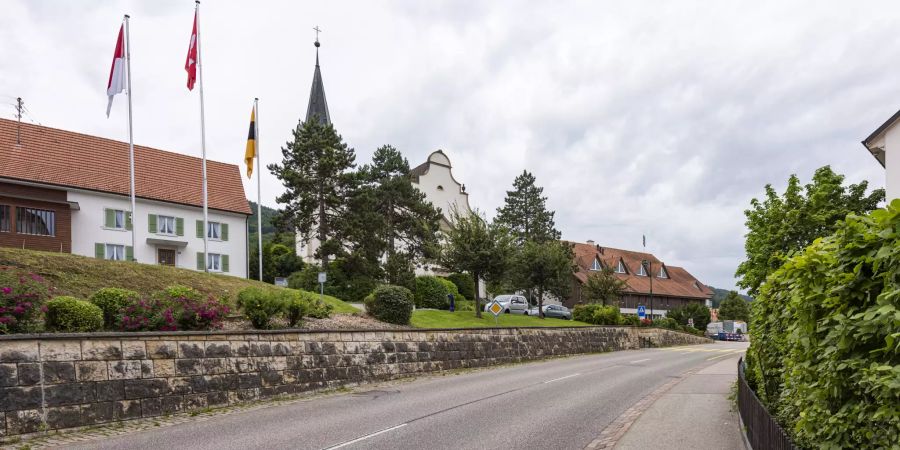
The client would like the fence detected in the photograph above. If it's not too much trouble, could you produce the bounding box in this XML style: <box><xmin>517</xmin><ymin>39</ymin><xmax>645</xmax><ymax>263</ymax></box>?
<box><xmin>737</xmin><ymin>357</ymin><xmax>798</xmax><ymax>450</ymax></box>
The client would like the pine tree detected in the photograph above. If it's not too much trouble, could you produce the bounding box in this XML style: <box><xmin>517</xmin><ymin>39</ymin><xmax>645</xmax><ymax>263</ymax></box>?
<box><xmin>268</xmin><ymin>119</ymin><xmax>356</xmax><ymax>266</ymax></box>
<box><xmin>495</xmin><ymin>171</ymin><xmax>561</xmax><ymax>245</ymax></box>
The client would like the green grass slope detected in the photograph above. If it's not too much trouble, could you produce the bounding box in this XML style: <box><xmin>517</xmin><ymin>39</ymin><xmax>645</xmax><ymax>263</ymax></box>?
<box><xmin>410</xmin><ymin>310</ymin><xmax>591</xmax><ymax>328</ymax></box>
<box><xmin>0</xmin><ymin>247</ymin><xmax>356</xmax><ymax>314</ymax></box>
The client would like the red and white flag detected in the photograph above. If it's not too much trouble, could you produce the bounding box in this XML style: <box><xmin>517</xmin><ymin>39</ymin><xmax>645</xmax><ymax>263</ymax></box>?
<box><xmin>185</xmin><ymin>10</ymin><xmax>198</xmax><ymax>90</ymax></box>
<box><xmin>106</xmin><ymin>24</ymin><xmax>126</xmax><ymax>117</ymax></box>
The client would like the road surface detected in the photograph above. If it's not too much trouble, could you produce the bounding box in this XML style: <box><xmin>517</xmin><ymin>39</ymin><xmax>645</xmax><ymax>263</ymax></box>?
<box><xmin>58</xmin><ymin>341</ymin><xmax>747</xmax><ymax>450</ymax></box>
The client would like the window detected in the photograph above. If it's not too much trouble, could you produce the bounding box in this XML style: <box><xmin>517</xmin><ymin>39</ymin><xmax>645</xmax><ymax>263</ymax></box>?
<box><xmin>105</xmin><ymin>209</ymin><xmax>127</xmax><ymax>230</ymax></box>
<box><xmin>615</xmin><ymin>260</ymin><xmax>627</xmax><ymax>274</ymax></box>
<box><xmin>207</xmin><ymin>253</ymin><xmax>222</xmax><ymax>272</ymax></box>
<box><xmin>207</xmin><ymin>222</ymin><xmax>221</xmax><ymax>240</ymax></box>
<box><xmin>590</xmin><ymin>259</ymin><xmax>601</xmax><ymax>271</ymax></box>
<box><xmin>16</xmin><ymin>207</ymin><xmax>55</xmax><ymax>236</ymax></box>
<box><xmin>637</xmin><ymin>263</ymin><xmax>647</xmax><ymax>276</ymax></box>
<box><xmin>658</xmin><ymin>266</ymin><xmax>668</xmax><ymax>279</ymax></box>
<box><xmin>0</xmin><ymin>205</ymin><xmax>9</xmax><ymax>232</ymax></box>
<box><xmin>106</xmin><ymin>244</ymin><xmax>125</xmax><ymax>261</ymax></box>
<box><xmin>158</xmin><ymin>215</ymin><xmax>176</xmax><ymax>235</ymax></box>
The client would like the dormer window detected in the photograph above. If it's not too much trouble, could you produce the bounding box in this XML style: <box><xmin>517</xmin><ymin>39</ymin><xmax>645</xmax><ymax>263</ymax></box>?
<box><xmin>615</xmin><ymin>260</ymin><xmax>627</xmax><ymax>274</ymax></box>
<box><xmin>590</xmin><ymin>259</ymin><xmax>601</xmax><ymax>271</ymax></box>
<box><xmin>694</xmin><ymin>281</ymin><xmax>702</xmax><ymax>290</ymax></box>
<box><xmin>658</xmin><ymin>266</ymin><xmax>669</xmax><ymax>279</ymax></box>
<box><xmin>437</xmin><ymin>185</ymin><xmax>444</xmax><ymax>191</ymax></box>
<box><xmin>636</xmin><ymin>263</ymin><xmax>647</xmax><ymax>276</ymax></box>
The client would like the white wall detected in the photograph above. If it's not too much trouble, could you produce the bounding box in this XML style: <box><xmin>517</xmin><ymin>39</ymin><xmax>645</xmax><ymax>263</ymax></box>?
<box><xmin>412</xmin><ymin>151</ymin><xmax>473</xmax><ymax>224</ymax></box>
<box><xmin>68</xmin><ymin>190</ymin><xmax>248</xmax><ymax>278</ymax></box>
<box><xmin>886</xmin><ymin>126</ymin><xmax>900</xmax><ymax>201</ymax></box>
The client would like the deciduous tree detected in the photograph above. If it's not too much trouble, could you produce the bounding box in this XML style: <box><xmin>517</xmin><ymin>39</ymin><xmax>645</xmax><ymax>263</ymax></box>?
<box><xmin>717</xmin><ymin>291</ymin><xmax>750</xmax><ymax>322</ymax></box>
<box><xmin>583</xmin><ymin>266</ymin><xmax>628</xmax><ymax>306</ymax></box>
<box><xmin>515</xmin><ymin>240</ymin><xmax>576</xmax><ymax>318</ymax></box>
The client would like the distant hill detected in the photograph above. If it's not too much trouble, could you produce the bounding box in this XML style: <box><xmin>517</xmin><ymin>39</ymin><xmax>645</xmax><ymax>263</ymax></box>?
<box><xmin>248</xmin><ymin>201</ymin><xmax>294</xmax><ymax>247</ymax></box>
<box><xmin>707</xmin><ymin>286</ymin><xmax>753</xmax><ymax>308</ymax></box>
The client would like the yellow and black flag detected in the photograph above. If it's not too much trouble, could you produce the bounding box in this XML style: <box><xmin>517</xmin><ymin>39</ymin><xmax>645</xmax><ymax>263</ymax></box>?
<box><xmin>244</xmin><ymin>104</ymin><xmax>257</xmax><ymax>179</ymax></box>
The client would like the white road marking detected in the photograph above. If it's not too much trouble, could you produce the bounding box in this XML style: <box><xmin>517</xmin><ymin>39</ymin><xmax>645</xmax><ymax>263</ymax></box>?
<box><xmin>630</xmin><ymin>359</ymin><xmax>651</xmax><ymax>364</ymax></box>
<box><xmin>324</xmin><ymin>423</ymin><xmax>408</xmax><ymax>449</ymax></box>
<box><xmin>706</xmin><ymin>351</ymin><xmax>742</xmax><ymax>361</ymax></box>
<box><xmin>543</xmin><ymin>373</ymin><xmax>581</xmax><ymax>384</ymax></box>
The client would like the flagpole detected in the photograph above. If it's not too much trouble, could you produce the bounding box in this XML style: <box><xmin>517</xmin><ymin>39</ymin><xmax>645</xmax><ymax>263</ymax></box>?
<box><xmin>124</xmin><ymin>14</ymin><xmax>137</xmax><ymax>261</ymax></box>
<box><xmin>255</xmin><ymin>98</ymin><xmax>262</xmax><ymax>281</ymax></box>
<box><xmin>196</xmin><ymin>0</ymin><xmax>209</xmax><ymax>272</ymax></box>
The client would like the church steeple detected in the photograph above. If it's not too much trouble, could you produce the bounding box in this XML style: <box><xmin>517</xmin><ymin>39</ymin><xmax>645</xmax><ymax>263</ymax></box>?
<box><xmin>305</xmin><ymin>33</ymin><xmax>331</xmax><ymax>126</ymax></box>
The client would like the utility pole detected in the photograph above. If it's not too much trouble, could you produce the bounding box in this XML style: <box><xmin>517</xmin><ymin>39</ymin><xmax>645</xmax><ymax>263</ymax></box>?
<box><xmin>15</xmin><ymin>97</ymin><xmax>23</xmax><ymax>145</ymax></box>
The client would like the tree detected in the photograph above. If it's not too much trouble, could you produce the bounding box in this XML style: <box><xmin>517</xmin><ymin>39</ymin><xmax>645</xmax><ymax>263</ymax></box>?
<box><xmin>583</xmin><ymin>266</ymin><xmax>628</xmax><ymax>306</ymax></box>
<box><xmin>515</xmin><ymin>240</ymin><xmax>576</xmax><ymax>318</ymax></box>
<box><xmin>667</xmin><ymin>303</ymin><xmax>711</xmax><ymax>330</ymax></box>
<box><xmin>736</xmin><ymin>166</ymin><xmax>883</xmax><ymax>296</ymax></box>
<box><xmin>269</xmin><ymin>119</ymin><xmax>356</xmax><ymax>266</ymax></box>
<box><xmin>717</xmin><ymin>291</ymin><xmax>750</xmax><ymax>322</ymax></box>
<box><xmin>495</xmin><ymin>171</ymin><xmax>561</xmax><ymax>245</ymax></box>
<box><xmin>441</xmin><ymin>209</ymin><xmax>515</xmax><ymax>318</ymax></box>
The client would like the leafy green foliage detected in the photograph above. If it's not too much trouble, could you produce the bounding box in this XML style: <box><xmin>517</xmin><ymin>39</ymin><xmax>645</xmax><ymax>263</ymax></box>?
<box><xmin>237</xmin><ymin>287</ymin><xmax>285</xmax><ymax>329</ymax></box>
<box><xmin>281</xmin><ymin>290</ymin><xmax>309</xmax><ymax>327</ymax></box>
<box><xmin>288</xmin><ymin>259</ymin><xmax>378</xmax><ymax>303</ymax></box>
<box><xmin>90</xmin><ymin>288</ymin><xmax>139</xmax><ymax>329</ymax></box>
<box><xmin>746</xmin><ymin>199</ymin><xmax>900</xmax><ymax>449</ymax></box>
<box><xmin>583</xmin><ymin>266</ymin><xmax>628</xmax><ymax>305</ymax></box>
<box><xmin>383</xmin><ymin>252</ymin><xmax>416</xmax><ymax>292</ymax></box>
<box><xmin>447</xmin><ymin>273</ymin><xmax>476</xmax><ymax>300</ymax></box>
<box><xmin>572</xmin><ymin>304</ymin><xmax>621</xmax><ymax>325</ymax></box>
<box><xmin>45</xmin><ymin>296</ymin><xmax>103</xmax><ymax>332</ymax></box>
<box><xmin>437</xmin><ymin>277</ymin><xmax>464</xmax><ymax>303</ymax></box>
<box><xmin>248</xmin><ymin>201</ymin><xmax>298</xmax><ymax>282</ymax></box>
<box><xmin>365</xmin><ymin>285</ymin><xmax>414</xmax><ymax>325</ymax></box>
<box><xmin>717</xmin><ymin>291</ymin><xmax>750</xmax><ymax>322</ymax></box>
<box><xmin>156</xmin><ymin>285</ymin><xmax>202</xmax><ymax>303</ymax></box>
<box><xmin>708</xmin><ymin>286</ymin><xmax>753</xmax><ymax>308</ymax></box>
<box><xmin>514</xmin><ymin>240</ymin><xmax>576</xmax><ymax>317</ymax></box>
<box><xmin>619</xmin><ymin>315</ymin><xmax>641</xmax><ymax>326</ymax></box>
<box><xmin>735</xmin><ymin>166</ymin><xmax>884</xmax><ymax>297</ymax></box>
<box><xmin>414</xmin><ymin>276</ymin><xmax>450</xmax><ymax>309</ymax></box>
<box><xmin>495</xmin><ymin>170</ymin><xmax>561</xmax><ymax>245</ymax></box>
<box><xmin>666</xmin><ymin>303</ymin><xmax>711</xmax><ymax>330</ymax></box>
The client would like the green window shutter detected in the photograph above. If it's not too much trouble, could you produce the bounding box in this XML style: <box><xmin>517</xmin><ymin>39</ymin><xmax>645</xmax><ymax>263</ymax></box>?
<box><xmin>197</xmin><ymin>252</ymin><xmax>205</xmax><ymax>270</ymax></box>
<box><xmin>176</xmin><ymin>217</ymin><xmax>184</xmax><ymax>236</ymax></box>
<box><xmin>196</xmin><ymin>220</ymin><xmax>204</xmax><ymax>238</ymax></box>
<box><xmin>125</xmin><ymin>246</ymin><xmax>134</xmax><ymax>261</ymax></box>
<box><xmin>148</xmin><ymin>214</ymin><xmax>157</xmax><ymax>233</ymax></box>
<box><xmin>95</xmin><ymin>243</ymin><xmax>105</xmax><ymax>259</ymax></box>
<box><xmin>126</xmin><ymin>212</ymin><xmax>133</xmax><ymax>231</ymax></box>
<box><xmin>104</xmin><ymin>209</ymin><xmax>115</xmax><ymax>228</ymax></box>
<box><xmin>222</xmin><ymin>254</ymin><xmax>229</xmax><ymax>273</ymax></box>
<box><xmin>221</xmin><ymin>223</ymin><xmax>229</xmax><ymax>241</ymax></box>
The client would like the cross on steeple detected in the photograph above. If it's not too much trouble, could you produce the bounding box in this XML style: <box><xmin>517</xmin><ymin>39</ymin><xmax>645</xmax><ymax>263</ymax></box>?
<box><xmin>313</xmin><ymin>26</ymin><xmax>322</xmax><ymax>44</ymax></box>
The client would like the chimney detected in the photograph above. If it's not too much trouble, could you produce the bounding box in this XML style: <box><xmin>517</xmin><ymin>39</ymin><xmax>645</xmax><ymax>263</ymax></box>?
<box><xmin>586</xmin><ymin>239</ymin><xmax>595</xmax><ymax>245</ymax></box>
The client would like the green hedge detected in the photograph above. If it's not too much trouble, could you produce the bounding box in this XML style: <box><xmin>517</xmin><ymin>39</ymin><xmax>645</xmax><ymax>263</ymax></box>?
<box><xmin>237</xmin><ymin>287</ymin><xmax>285</xmax><ymax>329</ymax></box>
<box><xmin>572</xmin><ymin>304</ymin><xmax>621</xmax><ymax>325</ymax></box>
<box><xmin>446</xmin><ymin>273</ymin><xmax>476</xmax><ymax>300</ymax></box>
<box><xmin>90</xmin><ymin>288</ymin><xmax>139</xmax><ymax>329</ymax></box>
<box><xmin>365</xmin><ymin>285</ymin><xmax>414</xmax><ymax>325</ymax></box>
<box><xmin>414</xmin><ymin>276</ymin><xmax>450</xmax><ymax>309</ymax></box>
<box><xmin>746</xmin><ymin>200</ymin><xmax>900</xmax><ymax>449</ymax></box>
<box><xmin>45</xmin><ymin>296</ymin><xmax>104</xmax><ymax>332</ymax></box>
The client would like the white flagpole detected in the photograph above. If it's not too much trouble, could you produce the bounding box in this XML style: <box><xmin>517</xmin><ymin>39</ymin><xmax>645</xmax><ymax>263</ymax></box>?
<box><xmin>196</xmin><ymin>0</ymin><xmax>209</xmax><ymax>272</ymax></box>
<box><xmin>255</xmin><ymin>98</ymin><xmax>262</xmax><ymax>281</ymax></box>
<box><xmin>124</xmin><ymin>15</ymin><xmax>137</xmax><ymax>261</ymax></box>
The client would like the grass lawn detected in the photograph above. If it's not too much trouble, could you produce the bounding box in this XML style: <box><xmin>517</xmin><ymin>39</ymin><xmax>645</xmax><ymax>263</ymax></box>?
<box><xmin>0</xmin><ymin>247</ymin><xmax>357</xmax><ymax>314</ymax></box>
<box><xmin>410</xmin><ymin>309</ymin><xmax>591</xmax><ymax>328</ymax></box>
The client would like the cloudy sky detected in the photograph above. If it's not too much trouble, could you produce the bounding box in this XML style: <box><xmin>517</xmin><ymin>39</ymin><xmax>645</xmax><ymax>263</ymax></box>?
<box><xmin>0</xmin><ymin>0</ymin><xmax>893</xmax><ymax>291</ymax></box>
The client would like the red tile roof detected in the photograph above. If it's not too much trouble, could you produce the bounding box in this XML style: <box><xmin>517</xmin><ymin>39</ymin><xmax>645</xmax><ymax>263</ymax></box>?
<box><xmin>0</xmin><ymin>118</ymin><xmax>250</xmax><ymax>215</ymax></box>
<box><xmin>569</xmin><ymin>241</ymin><xmax>713</xmax><ymax>300</ymax></box>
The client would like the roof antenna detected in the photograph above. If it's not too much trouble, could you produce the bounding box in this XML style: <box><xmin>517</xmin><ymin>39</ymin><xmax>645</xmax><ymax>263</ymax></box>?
<box><xmin>15</xmin><ymin>97</ymin><xmax>22</xmax><ymax>145</ymax></box>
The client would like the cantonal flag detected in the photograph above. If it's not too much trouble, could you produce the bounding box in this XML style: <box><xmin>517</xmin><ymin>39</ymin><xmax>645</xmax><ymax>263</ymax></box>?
<box><xmin>106</xmin><ymin>24</ymin><xmax>126</xmax><ymax>117</ymax></box>
<box><xmin>185</xmin><ymin>10</ymin><xmax>198</xmax><ymax>90</ymax></box>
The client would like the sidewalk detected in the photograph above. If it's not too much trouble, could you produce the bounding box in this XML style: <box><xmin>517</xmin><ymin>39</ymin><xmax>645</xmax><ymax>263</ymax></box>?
<box><xmin>614</xmin><ymin>351</ymin><xmax>746</xmax><ymax>450</ymax></box>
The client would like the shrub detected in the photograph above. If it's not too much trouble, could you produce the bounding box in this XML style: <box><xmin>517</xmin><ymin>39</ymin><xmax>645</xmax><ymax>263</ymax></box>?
<box><xmin>438</xmin><ymin>278</ymin><xmax>463</xmax><ymax>303</ymax></box>
<box><xmin>572</xmin><ymin>304</ymin><xmax>597</xmax><ymax>323</ymax></box>
<box><xmin>156</xmin><ymin>284</ymin><xmax>203</xmax><ymax>303</ymax></box>
<box><xmin>279</xmin><ymin>290</ymin><xmax>309</xmax><ymax>327</ymax></box>
<box><xmin>45</xmin><ymin>296</ymin><xmax>103</xmax><ymax>332</ymax></box>
<box><xmin>365</xmin><ymin>285</ymin><xmax>414</xmax><ymax>325</ymax></box>
<box><xmin>90</xmin><ymin>288</ymin><xmax>139</xmax><ymax>329</ymax></box>
<box><xmin>666</xmin><ymin>303</ymin><xmax>711</xmax><ymax>331</ymax></box>
<box><xmin>652</xmin><ymin>317</ymin><xmax>680</xmax><ymax>330</ymax></box>
<box><xmin>620</xmin><ymin>315</ymin><xmax>640</xmax><ymax>326</ymax></box>
<box><xmin>171</xmin><ymin>295</ymin><xmax>229</xmax><ymax>330</ymax></box>
<box><xmin>288</xmin><ymin>259</ymin><xmax>378</xmax><ymax>303</ymax></box>
<box><xmin>455</xmin><ymin>300</ymin><xmax>474</xmax><ymax>311</ymax></box>
<box><xmin>446</xmin><ymin>273</ymin><xmax>476</xmax><ymax>300</ymax></box>
<box><xmin>304</xmin><ymin>294</ymin><xmax>334</xmax><ymax>319</ymax></box>
<box><xmin>0</xmin><ymin>267</ymin><xmax>51</xmax><ymax>333</ymax></box>
<box><xmin>414</xmin><ymin>276</ymin><xmax>450</xmax><ymax>309</ymax></box>
<box><xmin>237</xmin><ymin>287</ymin><xmax>284</xmax><ymax>329</ymax></box>
<box><xmin>119</xmin><ymin>298</ymin><xmax>176</xmax><ymax>331</ymax></box>
<box><xmin>590</xmin><ymin>305</ymin><xmax>622</xmax><ymax>325</ymax></box>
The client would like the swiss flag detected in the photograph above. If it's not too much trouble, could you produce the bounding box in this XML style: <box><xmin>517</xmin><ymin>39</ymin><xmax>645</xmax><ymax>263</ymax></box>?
<box><xmin>106</xmin><ymin>24</ymin><xmax>126</xmax><ymax>117</ymax></box>
<box><xmin>185</xmin><ymin>10</ymin><xmax>198</xmax><ymax>90</ymax></box>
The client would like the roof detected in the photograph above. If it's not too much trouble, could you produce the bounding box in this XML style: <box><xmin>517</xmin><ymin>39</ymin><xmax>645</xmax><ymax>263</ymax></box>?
<box><xmin>305</xmin><ymin>48</ymin><xmax>331</xmax><ymax>126</ymax></box>
<box><xmin>570</xmin><ymin>241</ymin><xmax>713</xmax><ymax>300</ymax></box>
<box><xmin>861</xmin><ymin>109</ymin><xmax>898</xmax><ymax>168</ymax></box>
<box><xmin>0</xmin><ymin>118</ymin><xmax>251</xmax><ymax>215</ymax></box>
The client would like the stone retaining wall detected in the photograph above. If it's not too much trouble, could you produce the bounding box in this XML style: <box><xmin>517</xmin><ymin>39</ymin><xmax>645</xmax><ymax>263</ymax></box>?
<box><xmin>0</xmin><ymin>326</ymin><xmax>709</xmax><ymax>436</ymax></box>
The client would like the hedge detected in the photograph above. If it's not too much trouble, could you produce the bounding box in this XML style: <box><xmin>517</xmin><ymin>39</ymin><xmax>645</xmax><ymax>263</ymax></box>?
<box><xmin>446</xmin><ymin>273</ymin><xmax>476</xmax><ymax>300</ymax></box>
<box><xmin>90</xmin><ymin>287</ymin><xmax>140</xmax><ymax>329</ymax></box>
<box><xmin>414</xmin><ymin>276</ymin><xmax>450</xmax><ymax>309</ymax></box>
<box><xmin>745</xmin><ymin>199</ymin><xmax>900</xmax><ymax>449</ymax></box>
<box><xmin>365</xmin><ymin>285</ymin><xmax>414</xmax><ymax>325</ymax></box>
<box><xmin>45</xmin><ymin>296</ymin><xmax>104</xmax><ymax>332</ymax></box>
<box><xmin>572</xmin><ymin>304</ymin><xmax>621</xmax><ymax>325</ymax></box>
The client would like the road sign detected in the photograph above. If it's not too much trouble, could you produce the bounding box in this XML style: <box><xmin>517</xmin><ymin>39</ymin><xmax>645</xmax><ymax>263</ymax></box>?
<box><xmin>488</xmin><ymin>301</ymin><xmax>504</xmax><ymax>316</ymax></box>
<box><xmin>274</xmin><ymin>277</ymin><xmax>288</xmax><ymax>287</ymax></box>
<box><xmin>637</xmin><ymin>305</ymin><xmax>646</xmax><ymax>319</ymax></box>
<box><xmin>687</xmin><ymin>317</ymin><xmax>694</xmax><ymax>328</ymax></box>
<box><xmin>318</xmin><ymin>272</ymin><xmax>327</xmax><ymax>283</ymax></box>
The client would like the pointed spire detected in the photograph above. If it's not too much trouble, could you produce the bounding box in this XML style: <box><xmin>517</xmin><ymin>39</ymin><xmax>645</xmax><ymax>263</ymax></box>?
<box><xmin>305</xmin><ymin>33</ymin><xmax>331</xmax><ymax>126</ymax></box>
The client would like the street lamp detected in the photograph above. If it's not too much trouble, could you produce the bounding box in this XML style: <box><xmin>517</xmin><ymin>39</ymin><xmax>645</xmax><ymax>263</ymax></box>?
<box><xmin>642</xmin><ymin>259</ymin><xmax>654</xmax><ymax>320</ymax></box>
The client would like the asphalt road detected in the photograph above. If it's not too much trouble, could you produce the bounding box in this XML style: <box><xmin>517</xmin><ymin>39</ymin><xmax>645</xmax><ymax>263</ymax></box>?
<box><xmin>59</xmin><ymin>342</ymin><xmax>747</xmax><ymax>450</ymax></box>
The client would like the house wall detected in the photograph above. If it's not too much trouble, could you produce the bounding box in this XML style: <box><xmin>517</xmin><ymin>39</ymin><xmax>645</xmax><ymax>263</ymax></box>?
<box><xmin>885</xmin><ymin>126</ymin><xmax>900</xmax><ymax>200</ymax></box>
<box><xmin>67</xmin><ymin>190</ymin><xmax>248</xmax><ymax>278</ymax></box>
<box><xmin>411</xmin><ymin>151</ymin><xmax>472</xmax><ymax>225</ymax></box>
<box><xmin>0</xmin><ymin>181</ymin><xmax>72</xmax><ymax>253</ymax></box>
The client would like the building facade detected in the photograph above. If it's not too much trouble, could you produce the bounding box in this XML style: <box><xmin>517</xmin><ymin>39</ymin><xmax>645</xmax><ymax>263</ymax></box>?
<box><xmin>862</xmin><ymin>109</ymin><xmax>900</xmax><ymax>201</ymax></box>
<box><xmin>565</xmin><ymin>241</ymin><xmax>713</xmax><ymax>318</ymax></box>
<box><xmin>0</xmin><ymin>118</ymin><xmax>251</xmax><ymax>277</ymax></box>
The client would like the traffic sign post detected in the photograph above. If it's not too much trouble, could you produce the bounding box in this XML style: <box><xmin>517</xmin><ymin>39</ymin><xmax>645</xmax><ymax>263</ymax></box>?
<box><xmin>687</xmin><ymin>317</ymin><xmax>694</xmax><ymax>329</ymax></box>
<box><xmin>488</xmin><ymin>300</ymin><xmax>504</xmax><ymax>326</ymax></box>
<box><xmin>637</xmin><ymin>305</ymin><xmax>646</xmax><ymax>320</ymax></box>
<box><xmin>318</xmin><ymin>272</ymin><xmax>327</xmax><ymax>304</ymax></box>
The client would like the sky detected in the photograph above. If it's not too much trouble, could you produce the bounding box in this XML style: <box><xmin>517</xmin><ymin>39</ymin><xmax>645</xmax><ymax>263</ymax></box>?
<box><xmin>0</xmin><ymin>0</ymin><xmax>893</xmax><ymax>292</ymax></box>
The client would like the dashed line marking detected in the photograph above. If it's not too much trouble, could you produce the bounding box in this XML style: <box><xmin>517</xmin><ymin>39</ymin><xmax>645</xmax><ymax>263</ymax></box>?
<box><xmin>630</xmin><ymin>359</ymin><xmax>651</xmax><ymax>364</ymax></box>
<box><xmin>543</xmin><ymin>373</ymin><xmax>581</xmax><ymax>384</ymax></box>
<box><xmin>706</xmin><ymin>351</ymin><xmax>742</xmax><ymax>361</ymax></box>
<box><xmin>324</xmin><ymin>423</ymin><xmax>408</xmax><ymax>449</ymax></box>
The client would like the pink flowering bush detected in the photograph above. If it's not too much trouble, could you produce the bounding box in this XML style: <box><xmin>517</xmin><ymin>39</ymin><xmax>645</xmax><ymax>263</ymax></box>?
<box><xmin>0</xmin><ymin>266</ymin><xmax>52</xmax><ymax>333</ymax></box>
<box><xmin>117</xmin><ymin>285</ymin><xmax>229</xmax><ymax>332</ymax></box>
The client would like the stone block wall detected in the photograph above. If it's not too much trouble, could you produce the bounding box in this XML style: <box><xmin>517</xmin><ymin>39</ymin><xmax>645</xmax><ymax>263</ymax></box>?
<box><xmin>0</xmin><ymin>327</ymin><xmax>708</xmax><ymax>436</ymax></box>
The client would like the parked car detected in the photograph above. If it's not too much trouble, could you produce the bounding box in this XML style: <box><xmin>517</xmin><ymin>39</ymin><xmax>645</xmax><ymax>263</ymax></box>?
<box><xmin>483</xmin><ymin>295</ymin><xmax>530</xmax><ymax>314</ymax></box>
<box><xmin>526</xmin><ymin>304</ymin><xmax>572</xmax><ymax>320</ymax></box>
